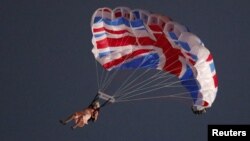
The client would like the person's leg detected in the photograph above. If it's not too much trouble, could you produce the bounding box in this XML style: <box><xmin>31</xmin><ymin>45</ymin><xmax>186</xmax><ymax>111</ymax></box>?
<box><xmin>71</xmin><ymin>121</ymin><xmax>85</xmax><ymax>129</ymax></box>
<box><xmin>60</xmin><ymin>114</ymin><xmax>75</xmax><ymax>125</ymax></box>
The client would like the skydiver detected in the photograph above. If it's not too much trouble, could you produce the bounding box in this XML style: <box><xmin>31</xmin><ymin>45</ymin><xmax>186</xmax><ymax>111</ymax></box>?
<box><xmin>59</xmin><ymin>101</ymin><xmax>100</xmax><ymax>129</ymax></box>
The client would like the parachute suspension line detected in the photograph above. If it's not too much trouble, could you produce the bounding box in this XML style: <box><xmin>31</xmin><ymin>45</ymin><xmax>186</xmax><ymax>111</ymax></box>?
<box><xmin>122</xmin><ymin>71</ymin><xmax>179</xmax><ymax>97</ymax></box>
<box><xmin>119</xmin><ymin>79</ymin><xmax>185</xmax><ymax>100</ymax></box>
<box><xmin>118</xmin><ymin>76</ymin><xmax>180</xmax><ymax>100</ymax></box>
<box><xmin>113</xmin><ymin>33</ymin><xmax>168</xmax><ymax>97</ymax></box>
<box><xmin>119</xmin><ymin>58</ymin><xmax>178</xmax><ymax>92</ymax></box>
<box><xmin>99</xmin><ymin>67</ymin><xmax>107</xmax><ymax>89</ymax></box>
<box><xmin>116</xmin><ymin>88</ymin><xmax>212</xmax><ymax>103</ymax></box>
<box><xmin>100</xmin><ymin>64</ymin><xmax>119</xmax><ymax>91</ymax></box>
<box><xmin>100</xmin><ymin>68</ymin><xmax>113</xmax><ymax>89</ymax></box>
<box><xmin>117</xmin><ymin>65</ymin><xmax>199</xmax><ymax>99</ymax></box>
<box><xmin>113</xmin><ymin>30</ymin><xmax>152</xmax><ymax>96</ymax></box>
<box><xmin>114</xmin><ymin>66</ymin><xmax>166</xmax><ymax>98</ymax></box>
<box><xmin>116</xmin><ymin>94</ymin><xmax>192</xmax><ymax>103</ymax></box>
<box><xmin>100</xmin><ymin>29</ymin><xmax>140</xmax><ymax>92</ymax></box>
<box><xmin>117</xmin><ymin>79</ymin><xmax>205</xmax><ymax>100</ymax></box>
<box><xmin>114</xmin><ymin>67</ymin><xmax>157</xmax><ymax>97</ymax></box>
<box><xmin>96</xmin><ymin>46</ymin><xmax>111</xmax><ymax>89</ymax></box>
<box><xmin>112</xmin><ymin>56</ymin><xmax>153</xmax><ymax>97</ymax></box>
<box><xmin>94</xmin><ymin>59</ymin><xmax>100</xmax><ymax>89</ymax></box>
<box><xmin>116</xmin><ymin>70</ymin><xmax>175</xmax><ymax>100</ymax></box>
<box><xmin>100</xmin><ymin>65</ymin><xmax>115</xmax><ymax>90</ymax></box>
<box><xmin>120</xmin><ymin>67</ymin><xmax>200</xmax><ymax>101</ymax></box>
<box><xmin>114</xmin><ymin>59</ymin><xmax>170</xmax><ymax>97</ymax></box>
<box><xmin>115</xmin><ymin>52</ymin><xmax>183</xmax><ymax>99</ymax></box>
<box><xmin>116</xmin><ymin>71</ymin><xmax>177</xmax><ymax>100</ymax></box>
<box><xmin>101</xmin><ymin>68</ymin><xmax>120</xmax><ymax>91</ymax></box>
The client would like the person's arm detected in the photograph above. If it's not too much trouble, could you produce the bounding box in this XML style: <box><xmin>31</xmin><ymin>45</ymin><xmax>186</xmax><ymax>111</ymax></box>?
<box><xmin>92</xmin><ymin>110</ymin><xmax>99</xmax><ymax>121</ymax></box>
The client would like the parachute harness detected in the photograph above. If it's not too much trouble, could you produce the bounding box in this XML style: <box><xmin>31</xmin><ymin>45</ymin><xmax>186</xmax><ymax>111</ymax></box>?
<box><xmin>89</xmin><ymin>91</ymin><xmax>115</xmax><ymax>109</ymax></box>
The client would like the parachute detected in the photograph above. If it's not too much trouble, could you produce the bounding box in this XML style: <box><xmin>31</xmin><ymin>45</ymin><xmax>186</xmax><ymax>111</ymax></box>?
<box><xmin>90</xmin><ymin>7</ymin><xmax>218</xmax><ymax>112</ymax></box>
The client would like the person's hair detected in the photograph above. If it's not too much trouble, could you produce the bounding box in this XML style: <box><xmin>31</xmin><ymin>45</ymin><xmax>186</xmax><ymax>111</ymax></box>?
<box><xmin>92</xmin><ymin>101</ymin><xmax>100</xmax><ymax>108</ymax></box>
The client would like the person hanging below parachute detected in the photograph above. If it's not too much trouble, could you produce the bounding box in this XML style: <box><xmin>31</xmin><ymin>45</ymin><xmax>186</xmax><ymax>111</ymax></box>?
<box><xmin>59</xmin><ymin>92</ymin><xmax>114</xmax><ymax>129</ymax></box>
<box><xmin>59</xmin><ymin>100</ymin><xmax>100</xmax><ymax>129</ymax></box>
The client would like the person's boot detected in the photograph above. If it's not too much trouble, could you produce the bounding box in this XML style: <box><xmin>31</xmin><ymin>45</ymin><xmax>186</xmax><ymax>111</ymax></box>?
<box><xmin>59</xmin><ymin>120</ymin><xmax>66</xmax><ymax>125</ymax></box>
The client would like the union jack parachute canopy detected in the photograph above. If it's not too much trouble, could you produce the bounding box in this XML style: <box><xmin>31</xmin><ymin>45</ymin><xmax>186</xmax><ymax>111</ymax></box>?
<box><xmin>91</xmin><ymin>7</ymin><xmax>218</xmax><ymax>112</ymax></box>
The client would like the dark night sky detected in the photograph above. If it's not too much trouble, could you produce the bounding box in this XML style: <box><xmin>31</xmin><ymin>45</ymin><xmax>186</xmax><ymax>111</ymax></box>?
<box><xmin>1</xmin><ymin>0</ymin><xmax>250</xmax><ymax>141</ymax></box>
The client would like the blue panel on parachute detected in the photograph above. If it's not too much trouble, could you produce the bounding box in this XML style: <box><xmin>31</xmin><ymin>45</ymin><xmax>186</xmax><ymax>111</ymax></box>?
<box><xmin>189</xmin><ymin>53</ymin><xmax>198</xmax><ymax>61</ymax></box>
<box><xmin>209</xmin><ymin>62</ymin><xmax>215</xmax><ymax>72</ymax></box>
<box><xmin>116</xmin><ymin>53</ymin><xmax>160</xmax><ymax>70</ymax></box>
<box><xmin>175</xmin><ymin>41</ymin><xmax>191</xmax><ymax>51</ymax></box>
<box><xmin>94</xmin><ymin>33</ymin><xmax>107</xmax><ymax>38</ymax></box>
<box><xmin>100</xmin><ymin>17</ymin><xmax>130</xmax><ymax>27</ymax></box>
<box><xmin>131</xmin><ymin>19</ymin><xmax>144</xmax><ymax>28</ymax></box>
<box><xmin>132</xmin><ymin>11</ymin><xmax>140</xmax><ymax>19</ymax></box>
<box><xmin>168</xmin><ymin>32</ymin><xmax>178</xmax><ymax>40</ymax></box>
<box><xmin>99</xmin><ymin>51</ymin><xmax>114</xmax><ymax>58</ymax></box>
<box><xmin>180</xmin><ymin>65</ymin><xmax>200</xmax><ymax>103</ymax></box>
<box><xmin>94</xmin><ymin>17</ymin><xmax>102</xmax><ymax>23</ymax></box>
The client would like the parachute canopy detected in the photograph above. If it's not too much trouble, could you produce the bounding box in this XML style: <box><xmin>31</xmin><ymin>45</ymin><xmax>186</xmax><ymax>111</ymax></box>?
<box><xmin>91</xmin><ymin>7</ymin><xmax>218</xmax><ymax>110</ymax></box>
